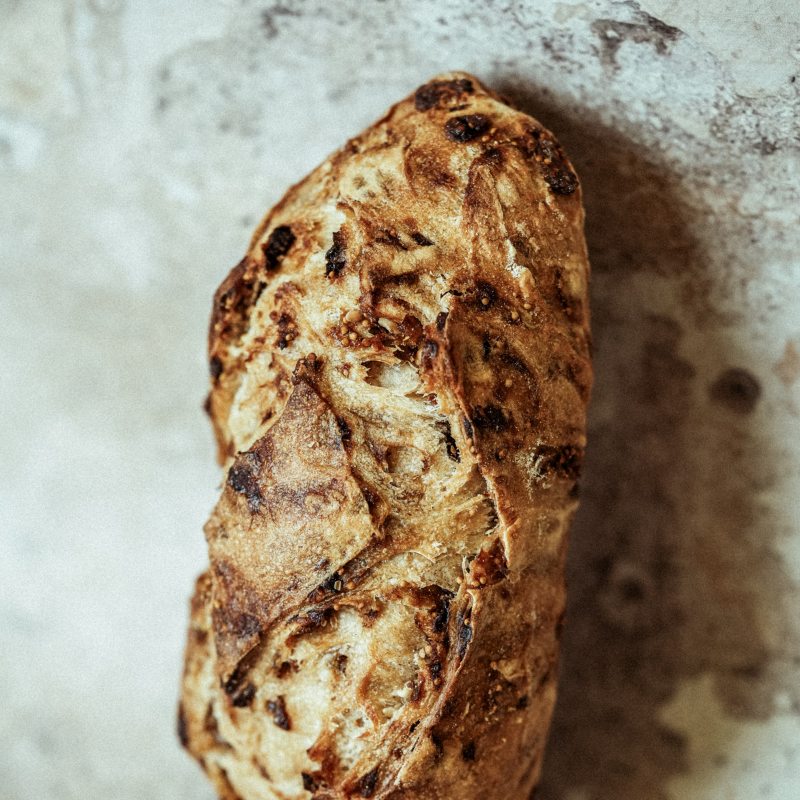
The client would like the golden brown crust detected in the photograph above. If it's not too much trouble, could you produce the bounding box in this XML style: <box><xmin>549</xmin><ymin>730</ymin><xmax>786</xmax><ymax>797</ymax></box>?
<box><xmin>180</xmin><ymin>72</ymin><xmax>591</xmax><ymax>800</ymax></box>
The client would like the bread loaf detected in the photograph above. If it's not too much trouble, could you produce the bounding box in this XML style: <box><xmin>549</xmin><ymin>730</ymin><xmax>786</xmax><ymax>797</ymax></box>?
<box><xmin>179</xmin><ymin>71</ymin><xmax>591</xmax><ymax>800</ymax></box>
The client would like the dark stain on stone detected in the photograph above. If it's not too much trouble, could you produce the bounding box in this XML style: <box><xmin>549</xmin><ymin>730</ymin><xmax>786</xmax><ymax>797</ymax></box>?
<box><xmin>591</xmin><ymin>13</ymin><xmax>682</xmax><ymax>71</ymax></box>
<box><xmin>598</xmin><ymin>560</ymin><xmax>657</xmax><ymax>634</ymax></box>
<box><xmin>261</xmin><ymin>3</ymin><xmax>301</xmax><ymax>40</ymax></box>
<box><xmin>710</xmin><ymin>368</ymin><xmax>761</xmax><ymax>414</ymax></box>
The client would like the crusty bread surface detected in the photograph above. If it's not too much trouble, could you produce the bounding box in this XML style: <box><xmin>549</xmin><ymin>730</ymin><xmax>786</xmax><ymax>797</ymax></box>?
<box><xmin>179</xmin><ymin>71</ymin><xmax>592</xmax><ymax>800</ymax></box>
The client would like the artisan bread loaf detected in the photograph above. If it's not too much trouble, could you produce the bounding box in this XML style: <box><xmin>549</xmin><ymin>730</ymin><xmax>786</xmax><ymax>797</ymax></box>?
<box><xmin>179</xmin><ymin>71</ymin><xmax>591</xmax><ymax>800</ymax></box>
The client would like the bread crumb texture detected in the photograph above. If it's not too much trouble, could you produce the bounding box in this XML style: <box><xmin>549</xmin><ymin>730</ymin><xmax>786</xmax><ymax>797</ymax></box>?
<box><xmin>180</xmin><ymin>72</ymin><xmax>592</xmax><ymax>800</ymax></box>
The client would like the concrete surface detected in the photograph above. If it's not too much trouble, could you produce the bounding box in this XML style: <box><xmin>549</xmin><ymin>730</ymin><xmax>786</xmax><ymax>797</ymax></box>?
<box><xmin>1</xmin><ymin>1</ymin><xmax>799</xmax><ymax>799</ymax></box>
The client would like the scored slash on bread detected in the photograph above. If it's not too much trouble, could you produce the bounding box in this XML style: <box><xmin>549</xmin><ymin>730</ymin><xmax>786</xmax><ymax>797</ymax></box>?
<box><xmin>180</xmin><ymin>71</ymin><xmax>591</xmax><ymax>800</ymax></box>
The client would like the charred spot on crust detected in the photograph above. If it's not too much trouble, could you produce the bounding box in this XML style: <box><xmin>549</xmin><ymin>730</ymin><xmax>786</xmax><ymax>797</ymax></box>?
<box><xmin>223</xmin><ymin>661</ymin><xmax>257</xmax><ymax>703</ymax></box>
<box><xmin>355</xmin><ymin>771</ymin><xmax>379</xmax><ymax>798</ymax></box>
<box><xmin>499</xmin><ymin>351</ymin><xmax>530</xmax><ymax>375</ymax></box>
<box><xmin>209</xmin><ymin>356</ymin><xmax>223</xmax><ymax>381</ymax></box>
<box><xmin>229</xmin><ymin>681</ymin><xmax>256</xmax><ymax>708</ymax></box>
<box><xmin>532</xmin><ymin>444</ymin><xmax>584</xmax><ymax>483</ymax></box>
<box><xmin>203</xmin><ymin>702</ymin><xmax>232</xmax><ymax>750</ymax></box>
<box><xmin>306</xmin><ymin>738</ymin><xmax>340</xmax><ymax>792</ymax></box>
<box><xmin>288</xmin><ymin>608</ymin><xmax>332</xmax><ymax>642</ymax></box>
<box><xmin>520</xmin><ymin>126</ymin><xmax>579</xmax><ymax>195</ymax></box>
<box><xmin>420</xmin><ymin>338</ymin><xmax>439</xmax><ymax>371</ymax></box>
<box><xmin>335</xmin><ymin>653</ymin><xmax>348</xmax><ymax>675</ymax></box>
<box><xmin>517</xmin><ymin>694</ymin><xmax>529</xmax><ymax>709</ymax></box>
<box><xmin>412</xmin><ymin>232</ymin><xmax>433</xmax><ymax>246</ymax></box>
<box><xmin>302</xmin><ymin>773</ymin><xmax>319</xmax><ymax>792</ymax></box>
<box><xmin>462</xmin><ymin>741</ymin><xmax>476</xmax><ymax>761</ymax></box>
<box><xmin>270</xmin><ymin>311</ymin><xmax>296</xmax><ymax>350</ymax></box>
<box><xmin>414</xmin><ymin>78</ymin><xmax>474</xmax><ymax>111</ymax></box>
<box><xmin>277</xmin><ymin>660</ymin><xmax>298</xmax><ymax>678</ymax></box>
<box><xmin>436</xmin><ymin>311</ymin><xmax>448</xmax><ymax>330</ymax></box>
<box><xmin>475</xmin><ymin>281</ymin><xmax>498</xmax><ymax>310</ymax></box>
<box><xmin>431</xmin><ymin>733</ymin><xmax>444</xmax><ymax>757</ymax></box>
<box><xmin>410</xmin><ymin>682</ymin><xmax>423</xmax><ymax>703</ymax></box>
<box><xmin>480</xmin><ymin>147</ymin><xmax>504</xmax><ymax>167</ymax></box>
<box><xmin>360</xmin><ymin>486</ymin><xmax>380</xmax><ymax>513</ymax></box>
<box><xmin>336</xmin><ymin>416</ymin><xmax>352</xmax><ymax>445</ymax></box>
<box><xmin>354</xmin><ymin>767</ymin><xmax>379</xmax><ymax>798</ymax></box>
<box><xmin>710</xmin><ymin>367</ymin><xmax>761</xmax><ymax>414</ymax></box>
<box><xmin>469</xmin><ymin>539</ymin><xmax>509</xmax><ymax>588</ymax></box>
<box><xmin>227</xmin><ymin>453</ymin><xmax>264</xmax><ymax>513</ymax></box>
<box><xmin>177</xmin><ymin>703</ymin><xmax>189</xmax><ymax>747</ymax></box>
<box><xmin>456</xmin><ymin>606</ymin><xmax>473</xmax><ymax>660</ymax></box>
<box><xmin>266</xmin><ymin>696</ymin><xmax>291</xmax><ymax>730</ymax></box>
<box><xmin>319</xmin><ymin>573</ymin><xmax>343</xmax><ymax>595</ymax></box>
<box><xmin>471</xmin><ymin>404</ymin><xmax>508</xmax><ymax>434</ymax></box>
<box><xmin>432</xmin><ymin>595</ymin><xmax>451</xmax><ymax>634</ymax></box>
<box><xmin>428</xmin><ymin>659</ymin><xmax>444</xmax><ymax>685</ymax></box>
<box><xmin>442</xmin><ymin>421</ymin><xmax>460</xmax><ymax>462</ymax></box>
<box><xmin>211</xmin><ymin>562</ymin><xmax>265</xmax><ymax>672</ymax></box>
<box><xmin>445</xmin><ymin>114</ymin><xmax>491</xmax><ymax>143</ymax></box>
<box><xmin>325</xmin><ymin>230</ymin><xmax>347</xmax><ymax>277</ymax></box>
<box><xmin>209</xmin><ymin>257</ymin><xmax>266</xmax><ymax>351</ymax></box>
<box><xmin>511</xmin><ymin>237</ymin><xmax>531</xmax><ymax>258</ymax></box>
<box><xmin>399</xmin><ymin>314</ymin><xmax>424</xmax><ymax>348</ymax></box>
<box><xmin>462</xmin><ymin>417</ymin><xmax>474</xmax><ymax>440</ymax></box>
<box><xmin>374</xmin><ymin>230</ymin><xmax>408</xmax><ymax>250</ymax></box>
<box><xmin>262</xmin><ymin>225</ymin><xmax>295</xmax><ymax>270</ymax></box>
<box><xmin>292</xmin><ymin>353</ymin><xmax>322</xmax><ymax>385</ymax></box>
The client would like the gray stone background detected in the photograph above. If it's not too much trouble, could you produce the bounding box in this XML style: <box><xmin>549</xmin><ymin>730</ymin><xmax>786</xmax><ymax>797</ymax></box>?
<box><xmin>1</xmin><ymin>1</ymin><xmax>799</xmax><ymax>798</ymax></box>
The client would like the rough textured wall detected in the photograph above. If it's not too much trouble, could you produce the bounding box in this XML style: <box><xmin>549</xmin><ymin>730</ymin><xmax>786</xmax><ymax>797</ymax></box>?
<box><xmin>1</xmin><ymin>1</ymin><xmax>798</xmax><ymax>799</ymax></box>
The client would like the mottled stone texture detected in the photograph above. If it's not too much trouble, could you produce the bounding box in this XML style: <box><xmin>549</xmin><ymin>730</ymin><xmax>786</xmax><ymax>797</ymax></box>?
<box><xmin>1</xmin><ymin>2</ymin><xmax>798</xmax><ymax>799</ymax></box>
